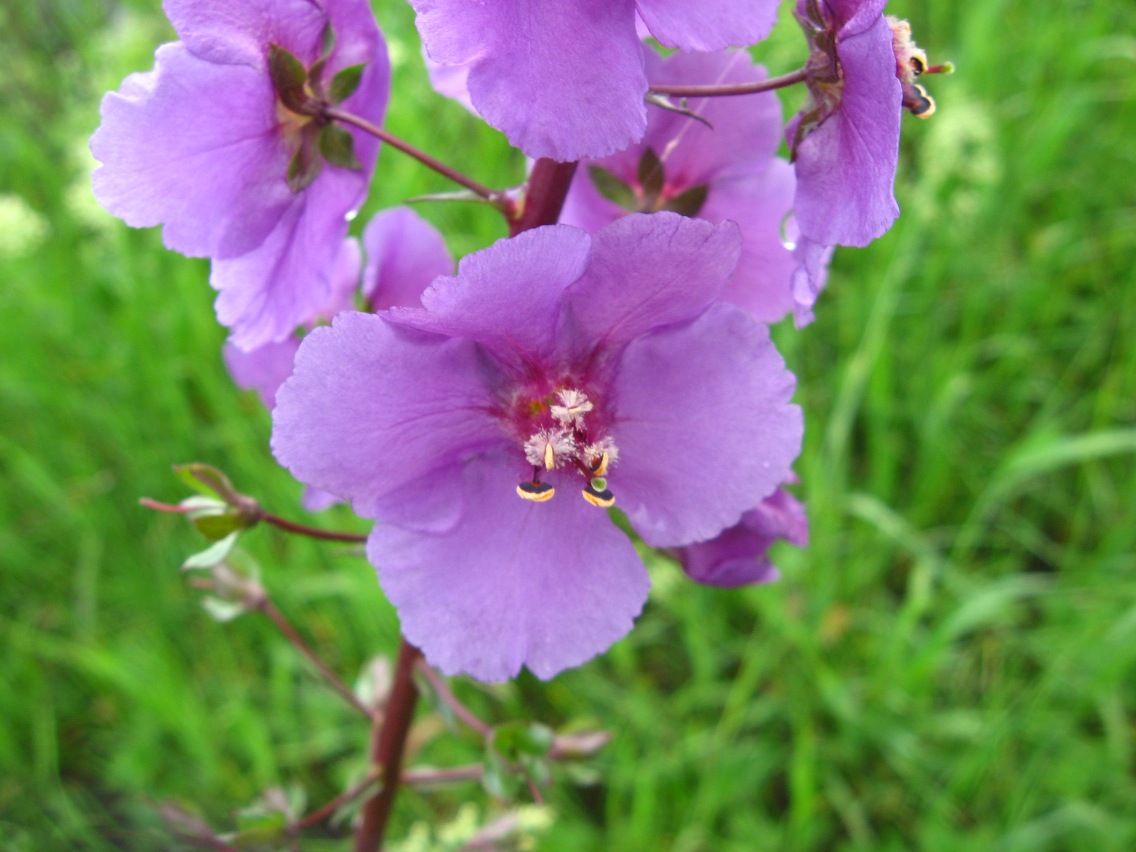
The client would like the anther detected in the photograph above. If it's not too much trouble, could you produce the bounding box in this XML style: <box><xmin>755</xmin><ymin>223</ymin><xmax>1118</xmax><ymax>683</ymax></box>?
<box><xmin>517</xmin><ymin>481</ymin><xmax>555</xmax><ymax>503</ymax></box>
<box><xmin>589</xmin><ymin>452</ymin><xmax>610</xmax><ymax>477</ymax></box>
<box><xmin>905</xmin><ymin>84</ymin><xmax>935</xmax><ymax>118</ymax></box>
<box><xmin>581</xmin><ymin>483</ymin><xmax>615</xmax><ymax>508</ymax></box>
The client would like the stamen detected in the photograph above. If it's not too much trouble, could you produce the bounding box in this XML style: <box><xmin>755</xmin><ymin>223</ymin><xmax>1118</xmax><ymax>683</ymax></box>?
<box><xmin>581</xmin><ymin>483</ymin><xmax>615</xmax><ymax>508</ymax></box>
<box><xmin>589</xmin><ymin>452</ymin><xmax>610</xmax><ymax>477</ymax></box>
<box><xmin>524</xmin><ymin>429</ymin><xmax>575</xmax><ymax>470</ymax></box>
<box><xmin>550</xmin><ymin>388</ymin><xmax>593</xmax><ymax>426</ymax></box>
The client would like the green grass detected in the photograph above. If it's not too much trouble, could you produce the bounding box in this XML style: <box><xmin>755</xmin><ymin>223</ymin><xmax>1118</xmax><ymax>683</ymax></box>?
<box><xmin>2</xmin><ymin>0</ymin><xmax>1135</xmax><ymax>848</ymax></box>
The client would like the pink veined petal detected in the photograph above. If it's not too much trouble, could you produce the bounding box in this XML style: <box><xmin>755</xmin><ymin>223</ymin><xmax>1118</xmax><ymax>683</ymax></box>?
<box><xmin>703</xmin><ymin>159</ymin><xmax>797</xmax><ymax>324</ymax></box>
<box><xmin>223</xmin><ymin>336</ymin><xmax>300</xmax><ymax>410</ymax></box>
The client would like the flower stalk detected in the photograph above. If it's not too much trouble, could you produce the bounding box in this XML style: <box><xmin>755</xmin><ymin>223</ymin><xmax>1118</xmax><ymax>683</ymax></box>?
<box><xmin>355</xmin><ymin>639</ymin><xmax>423</xmax><ymax>851</ymax></box>
<box><xmin>647</xmin><ymin>67</ymin><xmax>809</xmax><ymax>98</ymax></box>
<box><xmin>326</xmin><ymin>107</ymin><xmax>507</xmax><ymax>209</ymax></box>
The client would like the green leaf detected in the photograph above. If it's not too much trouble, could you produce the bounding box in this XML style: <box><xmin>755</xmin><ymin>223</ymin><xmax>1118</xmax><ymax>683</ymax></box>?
<box><xmin>174</xmin><ymin>463</ymin><xmax>239</xmax><ymax>503</ymax></box>
<box><xmin>267</xmin><ymin>43</ymin><xmax>310</xmax><ymax>114</ymax></box>
<box><xmin>637</xmin><ymin>147</ymin><xmax>665</xmax><ymax>207</ymax></box>
<box><xmin>661</xmin><ymin>183</ymin><xmax>709</xmax><ymax>217</ymax></box>
<box><xmin>328</xmin><ymin>64</ymin><xmax>365</xmax><ymax>104</ymax></box>
<box><xmin>319</xmin><ymin>125</ymin><xmax>362</xmax><ymax>171</ymax></box>
<box><xmin>587</xmin><ymin>166</ymin><xmax>636</xmax><ymax>210</ymax></box>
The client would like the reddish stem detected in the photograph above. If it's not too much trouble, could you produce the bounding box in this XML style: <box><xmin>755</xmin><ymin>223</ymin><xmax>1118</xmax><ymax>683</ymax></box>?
<box><xmin>326</xmin><ymin>108</ymin><xmax>504</xmax><ymax>206</ymax></box>
<box><xmin>258</xmin><ymin>599</ymin><xmax>373</xmax><ymax>720</ymax></box>
<box><xmin>354</xmin><ymin>639</ymin><xmax>423</xmax><ymax>851</ymax></box>
<box><xmin>402</xmin><ymin>764</ymin><xmax>484</xmax><ymax>786</ymax></box>
<box><xmin>296</xmin><ymin>772</ymin><xmax>380</xmax><ymax>830</ymax></box>
<box><xmin>259</xmin><ymin>511</ymin><xmax>368</xmax><ymax>543</ymax></box>
<box><xmin>509</xmin><ymin>158</ymin><xmax>579</xmax><ymax>235</ymax></box>
<box><xmin>648</xmin><ymin>67</ymin><xmax>809</xmax><ymax>98</ymax></box>
<box><xmin>415</xmin><ymin>660</ymin><xmax>492</xmax><ymax>738</ymax></box>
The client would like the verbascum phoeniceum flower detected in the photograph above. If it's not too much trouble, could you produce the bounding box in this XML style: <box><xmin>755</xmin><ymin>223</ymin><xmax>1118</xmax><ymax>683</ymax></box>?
<box><xmin>91</xmin><ymin>0</ymin><xmax>390</xmax><ymax>350</ymax></box>
<box><xmin>788</xmin><ymin>0</ymin><xmax>946</xmax><ymax>322</ymax></box>
<box><xmin>408</xmin><ymin>0</ymin><xmax>780</xmax><ymax>160</ymax></box>
<box><xmin>272</xmin><ymin>213</ymin><xmax>803</xmax><ymax>681</ymax></box>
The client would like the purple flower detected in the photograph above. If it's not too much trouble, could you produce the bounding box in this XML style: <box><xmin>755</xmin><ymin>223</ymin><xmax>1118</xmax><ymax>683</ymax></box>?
<box><xmin>561</xmin><ymin>50</ymin><xmax>798</xmax><ymax>324</ymax></box>
<box><xmin>675</xmin><ymin>487</ymin><xmax>808</xmax><ymax>587</ymax></box>
<box><xmin>91</xmin><ymin>0</ymin><xmax>390</xmax><ymax>350</ymax></box>
<box><xmin>789</xmin><ymin>0</ymin><xmax>902</xmax><ymax>250</ymax></box>
<box><xmin>408</xmin><ymin>0</ymin><xmax>780</xmax><ymax>161</ymax></box>
<box><xmin>272</xmin><ymin>213</ymin><xmax>802</xmax><ymax>680</ymax></box>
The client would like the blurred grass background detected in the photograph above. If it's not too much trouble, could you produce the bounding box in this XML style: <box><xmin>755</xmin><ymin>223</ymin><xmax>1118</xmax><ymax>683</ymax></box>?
<box><xmin>2</xmin><ymin>0</ymin><xmax>1135</xmax><ymax>848</ymax></box>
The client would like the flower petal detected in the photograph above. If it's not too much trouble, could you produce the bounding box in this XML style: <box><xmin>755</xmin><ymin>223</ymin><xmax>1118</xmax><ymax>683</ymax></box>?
<box><xmin>362</xmin><ymin>207</ymin><xmax>453</xmax><ymax>311</ymax></box>
<box><xmin>562</xmin><ymin>213</ymin><xmax>740</xmax><ymax>360</ymax></box>
<box><xmin>792</xmin><ymin>14</ymin><xmax>901</xmax><ymax>247</ymax></box>
<box><xmin>223</xmin><ymin>336</ymin><xmax>299</xmax><ymax>410</ymax></box>
<box><xmin>91</xmin><ymin>44</ymin><xmax>291</xmax><ymax>259</ymax></box>
<box><xmin>676</xmin><ymin>488</ymin><xmax>808</xmax><ymax>587</ymax></box>
<box><xmin>636</xmin><ymin>0</ymin><xmax>778</xmax><ymax>51</ymax></box>
<box><xmin>163</xmin><ymin>0</ymin><xmax>326</xmax><ymax>67</ymax></box>
<box><xmin>271</xmin><ymin>312</ymin><xmax>505</xmax><ymax>519</ymax></box>
<box><xmin>370</xmin><ymin>452</ymin><xmax>649</xmax><ymax>681</ymax></box>
<box><xmin>410</xmin><ymin>0</ymin><xmax>646</xmax><ymax>160</ymax></box>
<box><xmin>611</xmin><ymin>303</ymin><xmax>802</xmax><ymax>547</ymax></box>
<box><xmin>211</xmin><ymin>167</ymin><xmax>365</xmax><ymax>349</ymax></box>
<box><xmin>387</xmin><ymin>225</ymin><xmax>591</xmax><ymax>372</ymax></box>
<box><xmin>703</xmin><ymin>159</ymin><xmax>797</xmax><ymax>324</ymax></box>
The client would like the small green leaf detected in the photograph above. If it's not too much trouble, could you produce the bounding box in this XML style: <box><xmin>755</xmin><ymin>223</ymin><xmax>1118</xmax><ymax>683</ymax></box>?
<box><xmin>192</xmin><ymin>512</ymin><xmax>244</xmax><ymax>541</ymax></box>
<box><xmin>493</xmin><ymin>722</ymin><xmax>554</xmax><ymax>760</ymax></box>
<box><xmin>174</xmin><ymin>463</ymin><xmax>240</xmax><ymax>503</ymax></box>
<box><xmin>637</xmin><ymin>147</ymin><xmax>665</xmax><ymax>206</ymax></box>
<box><xmin>328</xmin><ymin>64</ymin><xmax>365</xmax><ymax>104</ymax></box>
<box><xmin>319</xmin><ymin>125</ymin><xmax>362</xmax><ymax>171</ymax></box>
<box><xmin>481</xmin><ymin>749</ymin><xmax>521</xmax><ymax>801</ymax></box>
<box><xmin>588</xmin><ymin>166</ymin><xmax>637</xmax><ymax>210</ymax></box>
<box><xmin>181</xmin><ymin>532</ymin><xmax>238</xmax><ymax>572</ymax></box>
<box><xmin>287</xmin><ymin>133</ymin><xmax>324</xmax><ymax>192</ymax></box>
<box><xmin>320</xmin><ymin>22</ymin><xmax>336</xmax><ymax>58</ymax></box>
<box><xmin>661</xmin><ymin>183</ymin><xmax>709</xmax><ymax>218</ymax></box>
<box><xmin>268</xmin><ymin>43</ymin><xmax>311</xmax><ymax>113</ymax></box>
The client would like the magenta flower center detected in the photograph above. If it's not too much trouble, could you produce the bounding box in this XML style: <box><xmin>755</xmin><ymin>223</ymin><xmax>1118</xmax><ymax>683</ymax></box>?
<box><xmin>501</xmin><ymin>384</ymin><xmax>619</xmax><ymax>506</ymax></box>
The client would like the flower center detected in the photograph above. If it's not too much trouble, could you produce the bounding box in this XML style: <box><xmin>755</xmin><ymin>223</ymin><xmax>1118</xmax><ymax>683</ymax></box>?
<box><xmin>511</xmin><ymin>387</ymin><xmax>619</xmax><ymax>508</ymax></box>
